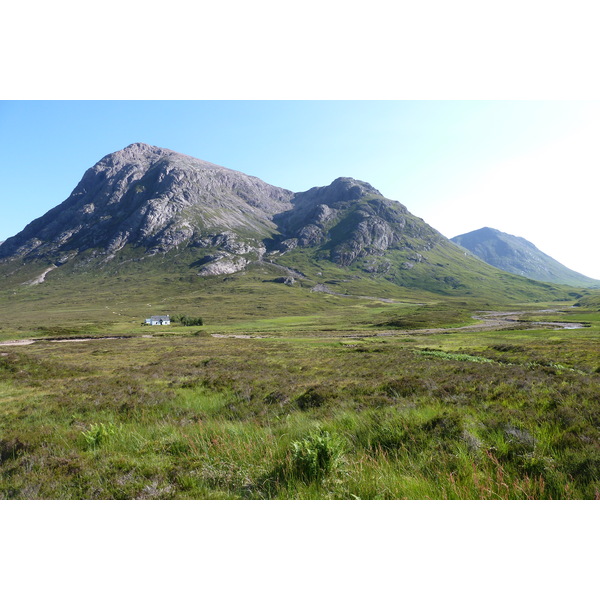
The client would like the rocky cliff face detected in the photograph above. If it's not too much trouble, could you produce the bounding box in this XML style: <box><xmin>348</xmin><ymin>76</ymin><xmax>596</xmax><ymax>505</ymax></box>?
<box><xmin>1</xmin><ymin>143</ymin><xmax>450</xmax><ymax>279</ymax></box>
<box><xmin>451</xmin><ymin>227</ymin><xmax>599</xmax><ymax>287</ymax></box>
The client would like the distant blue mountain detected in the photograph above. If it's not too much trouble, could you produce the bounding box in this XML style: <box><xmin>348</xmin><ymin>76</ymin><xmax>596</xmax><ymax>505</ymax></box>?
<box><xmin>452</xmin><ymin>227</ymin><xmax>599</xmax><ymax>288</ymax></box>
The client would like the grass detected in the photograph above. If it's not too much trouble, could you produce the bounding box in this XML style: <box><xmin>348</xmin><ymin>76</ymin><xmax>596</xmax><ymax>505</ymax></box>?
<box><xmin>0</xmin><ymin>308</ymin><xmax>598</xmax><ymax>499</ymax></box>
<box><xmin>0</xmin><ymin>253</ymin><xmax>598</xmax><ymax>499</ymax></box>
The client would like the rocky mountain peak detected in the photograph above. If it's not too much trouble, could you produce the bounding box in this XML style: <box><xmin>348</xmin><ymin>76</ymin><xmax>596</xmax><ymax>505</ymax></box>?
<box><xmin>293</xmin><ymin>177</ymin><xmax>383</xmax><ymax>209</ymax></box>
<box><xmin>123</xmin><ymin>141</ymin><xmax>168</xmax><ymax>154</ymax></box>
<box><xmin>0</xmin><ymin>144</ymin><xmax>294</xmax><ymax>262</ymax></box>
<box><xmin>329</xmin><ymin>177</ymin><xmax>383</xmax><ymax>196</ymax></box>
<box><xmin>115</xmin><ymin>141</ymin><xmax>173</xmax><ymax>158</ymax></box>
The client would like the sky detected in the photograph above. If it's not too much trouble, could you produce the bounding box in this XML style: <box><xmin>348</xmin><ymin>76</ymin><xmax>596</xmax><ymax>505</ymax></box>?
<box><xmin>1</xmin><ymin>100</ymin><xmax>599</xmax><ymax>278</ymax></box>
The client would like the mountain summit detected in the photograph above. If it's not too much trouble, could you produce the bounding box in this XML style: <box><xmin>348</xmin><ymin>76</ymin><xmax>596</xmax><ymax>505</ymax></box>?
<box><xmin>451</xmin><ymin>227</ymin><xmax>599</xmax><ymax>288</ymax></box>
<box><xmin>0</xmin><ymin>143</ymin><xmax>294</xmax><ymax>264</ymax></box>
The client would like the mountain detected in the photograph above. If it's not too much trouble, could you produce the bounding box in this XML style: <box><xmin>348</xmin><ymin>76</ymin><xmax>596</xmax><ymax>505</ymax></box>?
<box><xmin>451</xmin><ymin>227</ymin><xmax>600</xmax><ymax>288</ymax></box>
<box><xmin>0</xmin><ymin>144</ymin><xmax>574</xmax><ymax>301</ymax></box>
<box><xmin>0</xmin><ymin>143</ymin><xmax>293</xmax><ymax>267</ymax></box>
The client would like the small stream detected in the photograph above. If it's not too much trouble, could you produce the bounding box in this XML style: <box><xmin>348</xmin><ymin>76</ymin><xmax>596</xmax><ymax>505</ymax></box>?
<box><xmin>473</xmin><ymin>310</ymin><xmax>586</xmax><ymax>330</ymax></box>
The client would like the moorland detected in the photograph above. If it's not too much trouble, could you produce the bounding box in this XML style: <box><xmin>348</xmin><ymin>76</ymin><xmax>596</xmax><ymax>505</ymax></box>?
<box><xmin>1</xmin><ymin>261</ymin><xmax>598</xmax><ymax>500</ymax></box>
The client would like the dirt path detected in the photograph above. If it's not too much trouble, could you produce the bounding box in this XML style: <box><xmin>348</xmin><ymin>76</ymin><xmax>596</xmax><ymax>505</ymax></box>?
<box><xmin>0</xmin><ymin>339</ymin><xmax>36</xmax><ymax>346</ymax></box>
<box><xmin>472</xmin><ymin>310</ymin><xmax>586</xmax><ymax>331</ymax></box>
<box><xmin>0</xmin><ymin>335</ymin><xmax>136</xmax><ymax>347</ymax></box>
<box><xmin>23</xmin><ymin>265</ymin><xmax>58</xmax><ymax>286</ymax></box>
<box><xmin>211</xmin><ymin>334</ymin><xmax>268</xmax><ymax>339</ymax></box>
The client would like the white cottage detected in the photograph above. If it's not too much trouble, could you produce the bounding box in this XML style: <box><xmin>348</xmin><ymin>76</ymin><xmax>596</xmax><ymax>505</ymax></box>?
<box><xmin>145</xmin><ymin>315</ymin><xmax>171</xmax><ymax>325</ymax></box>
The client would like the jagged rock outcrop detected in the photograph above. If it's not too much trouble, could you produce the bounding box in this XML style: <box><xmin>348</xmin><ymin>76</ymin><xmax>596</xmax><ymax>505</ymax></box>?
<box><xmin>197</xmin><ymin>254</ymin><xmax>249</xmax><ymax>276</ymax></box>
<box><xmin>272</xmin><ymin>276</ymin><xmax>296</xmax><ymax>286</ymax></box>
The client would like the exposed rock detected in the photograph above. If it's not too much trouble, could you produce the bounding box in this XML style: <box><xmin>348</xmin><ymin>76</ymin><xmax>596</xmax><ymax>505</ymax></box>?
<box><xmin>314</xmin><ymin>203</ymin><xmax>337</xmax><ymax>224</ymax></box>
<box><xmin>272</xmin><ymin>276</ymin><xmax>295</xmax><ymax>286</ymax></box>
<box><xmin>0</xmin><ymin>145</ymin><xmax>447</xmax><ymax>277</ymax></box>
<box><xmin>273</xmin><ymin>238</ymin><xmax>298</xmax><ymax>253</ymax></box>
<box><xmin>198</xmin><ymin>254</ymin><xmax>248</xmax><ymax>276</ymax></box>
<box><xmin>270</xmin><ymin>176</ymin><xmax>442</xmax><ymax>269</ymax></box>
<box><xmin>0</xmin><ymin>144</ymin><xmax>487</xmax><ymax>296</ymax></box>
<box><xmin>330</xmin><ymin>216</ymin><xmax>398</xmax><ymax>266</ymax></box>
<box><xmin>363</xmin><ymin>258</ymin><xmax>392</xmax><ymax>274</ymax></box>
<box><xmin>311</xmin><ymin>283</ymin><xmax>335</xmax><ymax>294</ymax></box>
<box><xmin>297</xmin><ymin>224</ymin><xmax>324</xmax><ymax>247</ymax></box>
<box><xmin>23</xmin><ymin>265</ymin><xmax>57</xmax><ymax>285</ymax></box>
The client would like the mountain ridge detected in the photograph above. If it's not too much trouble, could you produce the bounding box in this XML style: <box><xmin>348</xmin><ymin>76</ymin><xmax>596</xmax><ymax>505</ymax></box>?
<box><xmin>0</xmin><ymin>143</ymin><xmax>450</xmax><ymax>276</ymax></box>
<box><xmin>0</xmin><ymin>144</ymin><xmax>579</xmax><ymax>302</ymax></box>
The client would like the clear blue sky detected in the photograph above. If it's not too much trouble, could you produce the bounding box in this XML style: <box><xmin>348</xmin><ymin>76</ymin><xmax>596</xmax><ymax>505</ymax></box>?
<box><xmin>1</xmin><ymin>100</ymin><xmax>599</xmax><ymax>278</ymax></box>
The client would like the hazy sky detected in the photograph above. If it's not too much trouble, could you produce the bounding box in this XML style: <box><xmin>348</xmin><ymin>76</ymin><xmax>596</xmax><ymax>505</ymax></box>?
<box><xmin>1</xmin><ymin>100</ymin><xmax>599</xmax><ymax>278</ymax></box>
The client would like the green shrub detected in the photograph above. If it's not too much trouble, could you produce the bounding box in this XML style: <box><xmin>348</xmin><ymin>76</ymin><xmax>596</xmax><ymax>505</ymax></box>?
<box><xmin>290</xmin><ymin>430</ymin><xmax>345</xmax><ymax>482</ymax></box>
<box><xmin>172</xmin><ymin>314</ymin><xmax>203</xmax><ymax>326</ymax></box>
<box><xmin>295</xmin><ymin>387</ymin><xmax>336</xmax><ymax>410</ymax></box>
<box><xmin>381</xmin><ymin>376</ymin><xmax>427</xmax><ymax>398</ymax></box>
<box><xmin>81</xmin><ymin>422</ymin><xmax>120</xmax><ymax>450</ymax></box>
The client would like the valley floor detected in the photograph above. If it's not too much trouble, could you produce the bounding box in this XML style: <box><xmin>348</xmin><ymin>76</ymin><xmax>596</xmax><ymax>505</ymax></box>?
<box><xmin>0</xmin><ymin>302</ymin><xmax>598</xmax><ymax>500</ymax></box>
<box><xmin>0</xmin><ymin>307</ymin><xmax>587</xmax><ymax>347</ymax></box>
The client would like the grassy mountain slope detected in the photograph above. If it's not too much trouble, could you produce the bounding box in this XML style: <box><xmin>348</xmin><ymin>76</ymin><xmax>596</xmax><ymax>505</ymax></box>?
<box><xmin>0</xmin><ymin>244</ymin><xmax>582</xmax><ymax>347</ymax></box>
